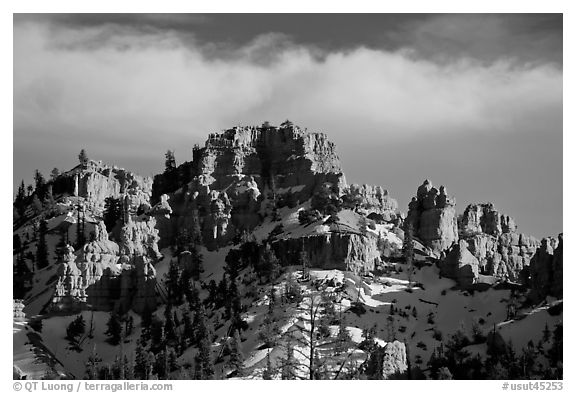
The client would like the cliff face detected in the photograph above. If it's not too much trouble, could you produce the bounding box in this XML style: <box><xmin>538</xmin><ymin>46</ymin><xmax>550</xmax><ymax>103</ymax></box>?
<box><xmin>439</xmin><ymin>239</ymin><xmax>480</xmax><ymax>287</ymax></box>
<box><xmin>342</xmin><ymin>184</ymin><xmax>399</xmax><ymax>222</ymax></box>
<box><xmin>460</xmin><ymin>203</ymin><xmax>516</xmax><ymax>236</ymax></box>
<box><xmin>271</xmin><ymin>231</ymin><xmax>381</xmax><ymax>275</ymax></box>
<box><xmin>55</xmin><ymin>160</ymin><xmax>153</xmax><ymax>212</ymax></box>
<box><xmin>153</xmin><ymin>123</ymin><xmax>401</xmax><ymax>254</ymax></box>
<box><xmin>194</xmin><ymin>125</ymin><xmax>343</xmax><ymax>196</ymax></box>
<box><xmin>406</xmin><ymin>180</ymin><xmax>458</xmax><ymax>255</ymax></box>
<box><xmin>458</xmin><ymin>204</ymin><xmax>539</xmax><ymax>281</ymax></box>
<box><xmin>529</xmin><ymin>234</ymin><xmax>562</xmax><ymax>302</ymax></box>
<box><xmin>52</xmin><ymin>217</ymin><xmax>159</xmax><ymax>313</ymax></box>
<box><xmin>195</xmin><ymin>125</ymin><xmax>344</xmax><ymax>239</ymax></box>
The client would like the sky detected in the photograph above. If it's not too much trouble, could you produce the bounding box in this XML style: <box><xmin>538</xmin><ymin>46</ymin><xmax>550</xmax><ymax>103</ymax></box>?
<box><xmin>13</xmin><ymin>13</ymin><xmax>563</xmax><ymax>238</ymax></box>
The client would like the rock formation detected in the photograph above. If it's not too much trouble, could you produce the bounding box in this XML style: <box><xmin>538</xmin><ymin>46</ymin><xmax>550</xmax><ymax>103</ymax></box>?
<box><xmin>458</xmin><ymin>203</ymin><xmax>539</xmax><ymax>281</ymax></box>
<box><xmin>152</xmin><ymin>123</ymin><xmax>402</xmax><ymax>257</ymax></box>
<box><xmin>381</xmin><ymin>341</ymin><xmax>408</xmax><ymax>379</ymax></box>
<box><xmin>271</xmin><ymin>231</ymin><xmax>381</xmax><ymax>275</ymax></box>
<box><xmin>52</xmin><ymin>216</ymin><xmax>159</xmax><ymax>313</ymax></box>
<box><xmin>529</xmin><ymin>234</ymin><xmax>562</xmax><ymax>302</ymax></box>
<box><xmin>54</xmin><ymin>160</ymin><xmax>153</xmax><ymax>213</ymax></box>
<box><xmin>342</xmin><ymin>184</ymin><xmax>399</xmax><ymax>222</ymax></box>
<box><xmin>406</xmin><ymin>180</ymin><xmax>458</xmax><ymax>255</ymax></box>
<box><xmin>460</xmin><ymin>203</ymin><xmax>516</xmax><ymax>236</ymax></box>
<box><xmin>439</xmin><ymin>239</ymin><xmax>480</xmax><ymax>286</ymax></box>
<box><xmin>154</xmin><ymin>123</ymin><xmax>347</xmax><ymax>249</ymax></box>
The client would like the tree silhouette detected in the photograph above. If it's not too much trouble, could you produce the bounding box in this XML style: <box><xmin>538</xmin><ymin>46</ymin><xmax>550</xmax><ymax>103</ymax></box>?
<box><xmin>36</xmin><ymin>219</ymin><xmax>49</xmax><ymax>269</ymax></box>
<box><xmin>79</xmin><ymin>149</ymin><xmax>89</xmax><ymax>167</ymax></box>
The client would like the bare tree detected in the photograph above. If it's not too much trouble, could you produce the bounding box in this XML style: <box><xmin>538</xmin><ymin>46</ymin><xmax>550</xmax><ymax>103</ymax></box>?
<box><xmin>281</xmin><ymin>290</ymin><xmax>357</xmax><ymax>379</ymax></box>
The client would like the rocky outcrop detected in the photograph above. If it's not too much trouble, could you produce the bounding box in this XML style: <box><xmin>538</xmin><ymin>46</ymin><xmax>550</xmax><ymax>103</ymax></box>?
<box><xmin>382</xmin><ymin>341</ymin><xmax>408</xmax><ymax>379</ymax></box>
<box><xmin>530</xmin><ymin>234</ymin><xmax>562</xmax><ymax>302</ymax></box>
<box><xmin>55</xmin><ymin>160</ymin><xmax>153</xmax><ymax>213</ymax></box>
<box><xmin>460</xmin><ymin>203</ymin><xmax>516</xmax><ymax>236</ymax></box>
<box><xmin>118</xmin><ymin>217</ymin><xmax>162</xmax><ymax>259</ymax></box>
<box><xmin>271</xmin><ymin>232</ymin><xmax>380</xmax><ymax>275</ymax></box>
<box><xmin>342</xmin><ymin>184</ymin><xmax>399</xmax><ymax>222</ymax></box>
<box><xmin>53</xmin><ymin>245</ymin><xmax>84</xmax><ymax>308</ymax></box>
<box><xmin>439</xmin><ymin>239</ymin><xmax>480</xmax><ymax>286</ymax></box>
<box><xmin>551</xmin><ymin>234</ymin><xmax>563</xmax><ymax>298</ymax></box>
<box><xmin>406</xmin><ymin>180</ymin><xmax>458</xmax><ymax>255</ymax></box>
<box><xmin>458</xmin><ymin>203</ymin><xmax>540</xmax><ymax>281</ymax></box>
<box><xmin>51</xmin><ymin>218</ymin><xmax>159</xmax><ymax>313</ymax></box>
<box><xmin>155</xmin><ymin>123</ymin><xmax>347</xmax><ymax>250</ymax></box>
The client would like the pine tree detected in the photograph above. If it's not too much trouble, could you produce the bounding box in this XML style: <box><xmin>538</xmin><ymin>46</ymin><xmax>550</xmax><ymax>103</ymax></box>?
<box><xmin>105</xmin><ymin>312</ymin><xmax>123</xmax><ymax>346</ymax></box>
<box><xmin>103</xmin><ymin>197</ymin><xmax>122</xmax><ymax>232</ymax></box>
<box><xmin>281</xmin><ymin>335</ymin><xmax>296</xmax><ymax>380</ymax></box>
<box><xmin>43</xmin><ymin>186</ymin><xmax>56</xmax><ymax>210</ymax></box>
<box><xmin>258</xmin><ymin>244</ymin><xmax>280</xmax><ymax>283</ymax></box>
<box><xmin>14</xmin><ymin>180</ymin><xmax>27</xmax><ymax>217</ymax></box>
<box><xmin>140</xmin><ymin>305</ymin><xmax>153</xmax><ymax>344</ymax></box>
<box><xmin>193</xmin><ymin>306</ymin><xmax>213</xmax><ymax>347</ymax></box>
<box><xmin>189</xmin><ymin>245</ymin><xmax>204</xmax><ymax>281</ymax></box>
<box><xmin>165</xmin><ymin>150</ymin><xmax>176</xmax><ymax>173</ymax></box>
<box><xmin>36</xmin><ymin>219</ymin><xmax>49</xmax><ymax>269</ymax></box>
<box><xmin>66</xmin><ymin>314</ymin><xmax>86</xmax><ymax>342</ymax></box>
<box><xmin>224</xmin><ymin>250</ymin><xmax>242</xmax><ymax>281</ymax></box>
<box><xmin>194</xmin><ymin>336</ymin><xmax>214</xmax><ymax>379</ymax></box>
<box><xmin>219</xmin><ymin>274</ymin><xmax>230</xmax><ymax>313</ymax></box>
<box><xmin>34</xmin><ymin>169</ymin><xmax>46</xmax><ymax>200</ymax></box>
<box><xmin>190</xmin><ymin>206</ymin><xmax>203</xmax><ymax>245</ymax></box>
<box><xmin>85</xmin><ymin>345</ymin><xmax>102</xmax><ymax>380</ymax></box>
<box><xmin>150</xmin><ymin>318</ymin><xmax>165</xmax><ymax>351</ymax></box>
<box><xmin>186</xmin><ymin>282</ymin><xmax>201</xmax><ymax>312</ymax></box>
<box><xmin>164</xmin><ymin>304</ymin><xmax>177</xmax><ymax>344</ymax></box>
<box><xmin>14</xmin><ymin>244</ymin><xmax>32</xmax><ymax>298</ymax></box>
<box><xmin>227</xmin><ymin>278</ymin><xmax>243</xmax><ymax>330</ymax></box>
<box><xmin>226</xmin><ymin>330</ymin><xmax>244</xmax><ymax>376</ymax></box>
<box><xmin>300</xmin><ymin>250</ymin><xmax>310</xmax><ymax>280</ymax></box>
<box><xmin>134</xmin><ymin>340</ymin><xmax>152</xmax><ymax>380</ymax></box>
<box><xmin>182</xmin><ymin>311</ymin><xmax>195</xmax><ymax>347</ymax></box>
<box><xmin>543</xmin><ymin>323</ymin><xmax>551</xmax><ymax>343</ymax></box>
<box><xmin>335</xmin><ymin>318</ymin><xmax>352</xmax><ymax>355</ymax></box>
<box><xmin>165</xmin><ymin>258</ymin><xmax>182</xmax><ymax>305</ymax></box>
<box><xmin>31</xmin><ymin>194</ymin><xmax>43</xmax><ymax>215</ymax></box>
<box><xmin>79</xmin><ymin>149</ymin><xmax>89</xmax><ymax>167</ymax></box>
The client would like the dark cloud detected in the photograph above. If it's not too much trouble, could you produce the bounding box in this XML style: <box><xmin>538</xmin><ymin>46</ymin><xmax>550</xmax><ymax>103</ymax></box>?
<box><xmin>13</xmin><ymin>14</ymin><xmax>562</xmax><ymax>238</ymax></box>
<box><xmin>14</xmin><ymin>14</ymin><xmax>562</xmax><ymax>65</ymax></box>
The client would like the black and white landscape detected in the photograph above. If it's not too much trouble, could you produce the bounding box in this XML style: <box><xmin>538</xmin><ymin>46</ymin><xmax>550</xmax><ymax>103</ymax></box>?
<box><xmin>13</xmin><ymin>14</ymin><xmax>562</xmax><ymax>380</ymax></box>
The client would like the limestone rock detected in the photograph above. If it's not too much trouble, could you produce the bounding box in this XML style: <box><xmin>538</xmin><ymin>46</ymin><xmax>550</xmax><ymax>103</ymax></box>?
<box><xmin>53</xmin><ymin>245</ymin><xmax>84</xmax><ymax>306</ymax></box>
<box><xmin>149</xmin><ymin>194</ymin><xmax>172</xmax><ymax>218</ymax></box>
<box><xmin>271</xmin><ymin>232</ymin><xmax>380</xmax><ymax>275</ymax></box>
<box><xmin>342</xmin><ymin>184</ymin><xmax>399</xmax><ymax>222</ymax></box>
<box><xmin>406</xmin><ymin>180</ymin><xmax>458</xmax><ymax>254</ymax></box>
<box><xmin>529</xmin><ymin>234</ymin><xmax>562</xmax><ymax>302</ymax></box>
<box><xmin>119</xmin><ymin>217</ymin><xmax>161</xmax><ymax>259</ymax></box>
<box><xmin>440</xmin><ymin>239</ymin><xmax>480</xmax><ymax>286</ymax></box>
<box><xmin>459</xmin><ymin>204</ymin><xmax>540</xmax><ymax>281</ymax></box>
<box><xmin>551</xmin><ymin>234</ymin><xmax>563</xmax><ymax>298</ymax></box>
<box><xmin>153</xmin><ymin>123</ymin><xmax>346</xmax><ymax>250</ymax></box>
<box><xmin>51</xmin><ymin>216</ymin><xmax>160</xmax><ymax>313</ymax></box>
<box><xmin>59</xmin><ymin>160</ymin><xmax>152</xmax><ymax>213</ymax></box>
<box><xmin>460</xmin><ymin>203</ymin><xmax>516</xmax><ymax>236</ymax></box>
<box><xmin>382</xmin><ymin>341</ymin><xmax>408</xmax><ymax>379</ymax></box>
<box><xmin>459</xmin><ymin>204</ymin><xmax>533</xmax><ymax>281</ymax></box>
